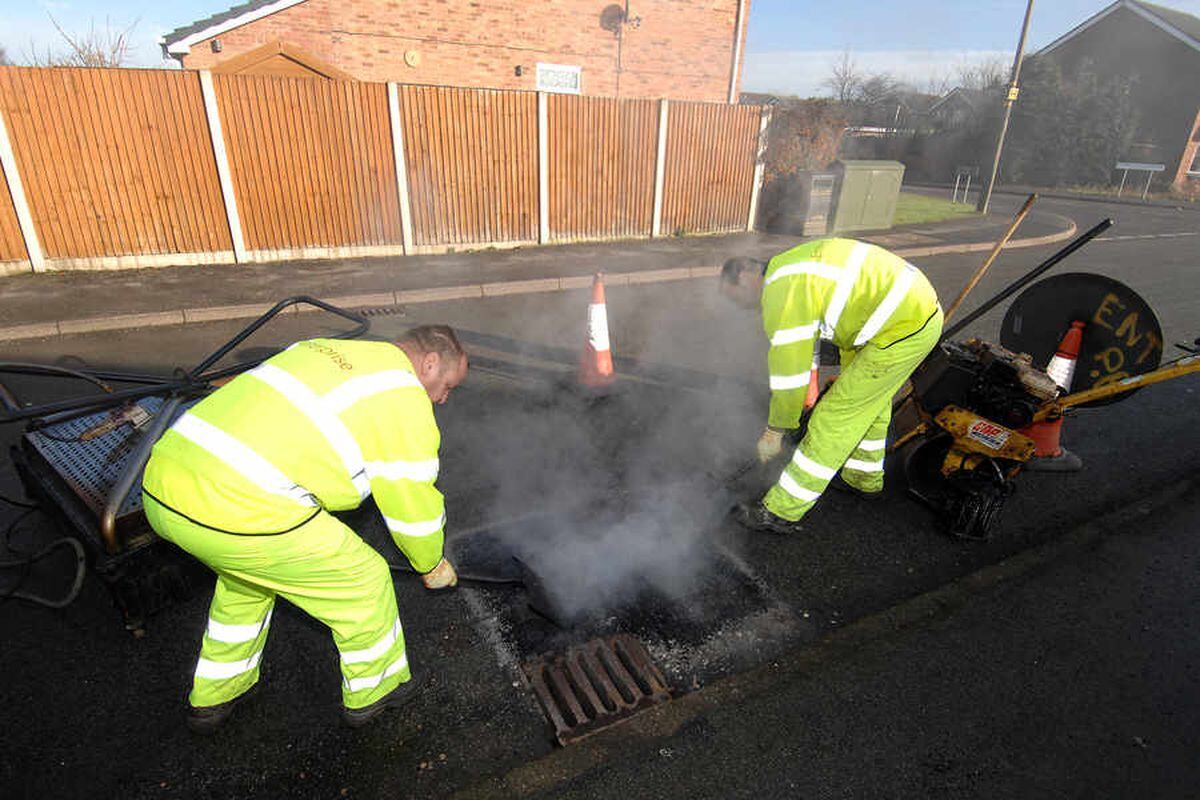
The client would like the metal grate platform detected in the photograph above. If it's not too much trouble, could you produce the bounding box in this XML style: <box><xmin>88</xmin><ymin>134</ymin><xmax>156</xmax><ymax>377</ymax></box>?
<box><xmin>523</xmin><ymin>634</ymin><xmax>672</xmax><ymax>746</ymax></box>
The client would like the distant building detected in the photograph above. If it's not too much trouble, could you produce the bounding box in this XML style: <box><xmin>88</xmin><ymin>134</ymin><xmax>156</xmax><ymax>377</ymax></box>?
<box><xmin>159</xmin><ymin>0</ymin><xmax>752</xmax><ymax>104</ymax></box>
<box><xmin>928</xmin><ymin>87</ymin><xmax>994</xmax><ymax>131</ymax></box>
<box><xmin>1035</xmin><ymin>0</ymin><xmax>1200</xmax><ymax>193</ymax></box>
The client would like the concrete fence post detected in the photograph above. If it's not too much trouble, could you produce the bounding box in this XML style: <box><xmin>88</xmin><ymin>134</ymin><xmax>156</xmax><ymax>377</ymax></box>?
<box><xmin>0</xmin><ymin>105</ymin><xmax>44</xmax><ymax>272</ymax></box>
<box><xmin>651</xmin><ymin>99</ymin><xmax>669</xmax><ymax>238</ymax></box>
<box><xmin>537</xmin><ymin>91</ymin><xmax>550</xmax><ymax>244</ymax></box>
<box><xmin>387</xmin><ymin>83</ymin><xmax>416</xmax><ymax>255</ymax></box>
<box><xmin>198</xmin><ymin>70</ymin><xmax>247</xmax><ymax>264</ymax></box>
<box><xmin>746</xmin><ymin>104</ymin><xmax>772</xmax><ymax>232</ymax></box>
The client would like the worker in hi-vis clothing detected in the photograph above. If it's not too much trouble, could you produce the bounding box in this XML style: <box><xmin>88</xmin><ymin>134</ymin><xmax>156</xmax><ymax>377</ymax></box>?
<box><xmin>141</xmin><ymin>325</ymin><xmax>468</xmax><ymax>733</ymax></box>
<box><xmin>719</xmin><ymin>238</ymin><xmax>942</xmax><ymax>534</ymax></box>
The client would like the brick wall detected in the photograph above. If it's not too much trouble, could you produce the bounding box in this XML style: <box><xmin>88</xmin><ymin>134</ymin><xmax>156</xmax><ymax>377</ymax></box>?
<box><xmin>178</xmin><ymin>0</ymin><xmax>749</xmax><ymax>103</ymax></box>
<box><xmin>1172</xmin><ymin>108</ymin><xmax>1200</xmax><ymax>195</ymax></box>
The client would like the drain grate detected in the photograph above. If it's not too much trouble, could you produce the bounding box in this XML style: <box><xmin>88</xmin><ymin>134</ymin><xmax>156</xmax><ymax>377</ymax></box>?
<box><xmin>522</xmin><ymin>634</ymin><xmax>671</xmax><ymax>746</ymax></box>
<box><xmin>358</xmin><ymin>305</ymin><xmax>407</xmax><ymax>318</ymax></box>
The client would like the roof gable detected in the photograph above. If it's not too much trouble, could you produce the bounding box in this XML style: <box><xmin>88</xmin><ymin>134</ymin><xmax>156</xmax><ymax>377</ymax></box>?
<box><xmin>1037</xmin><ymin>0</ymin><xmax>1200</xmax><ymax>57</ymax></box>
<box><xmin>159</xmin><ymin>0</ymin><xmax>309</xmax><ymax>57</ymax></box>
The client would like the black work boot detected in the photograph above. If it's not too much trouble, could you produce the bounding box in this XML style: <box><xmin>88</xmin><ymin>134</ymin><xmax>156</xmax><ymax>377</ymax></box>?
<box><xmin>342</xmin><ymin>674</ymin><xmax>425</xmax><ymax>728</ymax></box>
<box><xmin>733</xmin><ymin>501</ymin><xmax>805</xmax><ymax>535</ymax></box>
<box><xmin>830</xmin><ymin>473</ymin><xmax>883</xmax><ymax>501</ymax></box>
<box><xmin>187</xmin><ymin>683</ymin><xmax>258</xmax><ymax>735</ymax></box>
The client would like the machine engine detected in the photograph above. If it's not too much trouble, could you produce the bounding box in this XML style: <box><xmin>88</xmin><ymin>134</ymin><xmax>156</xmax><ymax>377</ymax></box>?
<box><xmin>910</xmin><ymin>339</ymin><xmax>1059</xmax><ymax>430</ymax></box>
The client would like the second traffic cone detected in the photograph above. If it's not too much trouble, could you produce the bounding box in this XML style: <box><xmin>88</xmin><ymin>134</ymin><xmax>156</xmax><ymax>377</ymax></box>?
<box><xmin>579</xmin><ymin>272</ymin><xmax>615</xmax><ymax>388</ymax></box>
<box><xmin>1020</xmin><ymin>320</ymin><xmax>1085</xmax><ymax>472</ymax></box>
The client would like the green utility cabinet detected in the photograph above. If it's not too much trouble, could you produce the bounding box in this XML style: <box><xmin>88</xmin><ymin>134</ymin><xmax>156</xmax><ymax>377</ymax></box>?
<box><xmin>830</xmin><ymin>160</ymin><xmax>905</xmax><ymax>233</ymax></box>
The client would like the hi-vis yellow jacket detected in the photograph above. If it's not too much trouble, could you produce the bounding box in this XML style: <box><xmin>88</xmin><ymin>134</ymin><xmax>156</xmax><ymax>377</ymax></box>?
<box><xmin>762</xmin><ymin>238</ymin><xmax>940</xmax><ymax>429</ymax></box>
<box><xmin>142</xmin><ymin>339</ymin><xmax>445</xmax><ymax>572</ymax></box>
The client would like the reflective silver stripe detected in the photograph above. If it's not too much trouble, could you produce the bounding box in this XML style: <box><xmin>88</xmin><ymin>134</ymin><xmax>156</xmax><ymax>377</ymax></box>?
<box><xmin>365</xmin><ymin>458</ymin><xmax>440</xmax><ymax>482</ymax></box>
<box><xmin>341</xmin><ymin>618</ymin><xmax>402</xmax><ymax>665</ymax></box>
<box><xmin>171</xmin><ymin>414</ymin><xmax>314</xmax><ymax>506</ymax></box>
<box><xmin>384</xmin><ymin>511</ymin><xmax>445</xmax><ymax>538</ymax></box>
<box><xmin>856</xmin><ymin>438</ymin><xmax>887</xmax><ymax>452</ymax></box>
<box><xmin>324</xmin><ymin>370</ymin><xmax>423</xmax><ymax>414</ymax></box>
<box><xmin>195</xmin><ymin>650</ymin><xmax>263</xmax><ymax>681</ymax></box>
<box><xmin>770</xmin><ymin>322</ymin><xmax>820</xmax><ymax>346</ymax></box>
<box><xmin>206</xmin><ymin>608</ymin><xmax>273</xmax><ymax>645</ymax></box>
<box><xmin>764</xmin><ymin>261</ymin><xmax>842</xmax><ymax>286</ymax></box>
<box><xmin>822</xmin><ymin>242</ymin><xmax>870</xmax><ymax>339</ymax></box>
<box><xmin>777</xmin><ymin>471</ymin><xmax>821</xmax><ymax>502</ymax></box>
<box><xmin>249</xmin><ymin>363</ymin><xmax>367</xmax><ymax>494</ymax></box>
<box><xmin>344</xmin><ymin>652</ymin><xmax>409</xmax><ymax>693</ymax></box>
<box><xmin>854</xmin><ymin>265</ymin><xmax>917</xmax><ymax>346</ymax></box>
<box><xmin>843</xmin><ymin>458</ymin><xmax>884</xmax><ymax>472</ymax></box>
<box><xmin>792</xmin><ymin>451</ymin><xmax>836</xmax><ymax>481</ymax></box>
<box><xmin>769</xmin><ymin>374</ymin><xmax>810</xmax><ymax>391</ymax></box>
<box><xmin>587</xmin><ymin>304</ymin><xmax>611</xmax><ymax>351</ymax></box>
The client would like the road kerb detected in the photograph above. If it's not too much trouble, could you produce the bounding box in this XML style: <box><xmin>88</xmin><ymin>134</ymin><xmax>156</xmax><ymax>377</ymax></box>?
<box><xmin>0</xmin><ymin>220</ymin><xmax>1081</xmax><ymax>344</ymax></box>
<box><xmin>58</xmin><ymin>310</ymin><xmax>186</xmax><ymax>335</ymax></box>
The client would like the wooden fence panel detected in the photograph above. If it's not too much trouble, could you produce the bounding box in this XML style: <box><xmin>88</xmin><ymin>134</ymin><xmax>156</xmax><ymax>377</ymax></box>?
<box><xmin>662</xmin><ymin>102</ymin><xmax>760</xmax><ymax>235</ymax></box>
<box><xmin>0</xmin><ymin>66</ymin><xmax>232</xmax><ymax>261</ymax></box>
<box><xmin>215</xmin><ymin>74</ymin><xmax>402</xmax><ymax>252</ymax></box>
<box><xmin>400</xmin><ymin>86</ymin><xmax>537</xmax><ymax>247</ymax></box>
<box><xmin>548</xmin><ymin>95</ymin><xmax>657</xmax><ymax>242</ymax></box>
<box><xmin>0</xmin><ymin>175</ymin><xmax>24</xmax><ymax>263</ymax></box>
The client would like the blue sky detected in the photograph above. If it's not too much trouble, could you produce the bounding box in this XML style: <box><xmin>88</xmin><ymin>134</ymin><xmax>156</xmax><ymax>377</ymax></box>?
<box><xmin>3</xmin><ymin>0</ymin><xmax>1200</xmax><ymax>97</ymax></box>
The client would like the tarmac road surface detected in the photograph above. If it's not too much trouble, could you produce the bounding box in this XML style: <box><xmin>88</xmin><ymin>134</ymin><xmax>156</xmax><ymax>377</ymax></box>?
<box><xmin>0</xmin><ymin>193</ymin><xmax>1195</xmax><ymax>798</ymax></box>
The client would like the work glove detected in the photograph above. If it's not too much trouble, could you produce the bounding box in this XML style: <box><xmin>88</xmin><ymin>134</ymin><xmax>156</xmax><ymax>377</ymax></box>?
<box><xmin>756</xmin><ymin>426</ymin><xmax>785</xmax><ymax>464</ymax></box>
<box><xmin>421</xmin><ymin>557</ymin><xmax>458</xmax><ymax>590</ymax></box>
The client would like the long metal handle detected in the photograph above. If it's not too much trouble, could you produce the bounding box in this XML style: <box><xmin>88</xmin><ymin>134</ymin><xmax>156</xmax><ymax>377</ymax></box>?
<box><xmin>100</xmin><ymin>395</ymin><xmax>184</xmax><ymax>554</ymax></box>
<box><xmin>941</xmin><ymin>217</ymin><xmax>1113</xmax><ymax>342</ymax></box>
<box><xmin>944</xmin><ymin>193</ymin><xmax>1037</xmax><ymax>323</ymax></box>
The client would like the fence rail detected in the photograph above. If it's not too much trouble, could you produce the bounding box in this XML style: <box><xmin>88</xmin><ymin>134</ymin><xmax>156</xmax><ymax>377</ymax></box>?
<box><xmin>0</xmin><ymin>65</ymin><xmax>767</xmax><ymax>273</ymax></box>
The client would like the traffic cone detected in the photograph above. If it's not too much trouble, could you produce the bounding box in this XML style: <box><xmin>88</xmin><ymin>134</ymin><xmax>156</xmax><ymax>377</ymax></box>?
<box><xmin>579</xmin><ymin>272</ymin><xmax>615</xmax><ymax>388</ymax></box>
<box><xmin>1020</xmin><ymin>320</ymin><xmax>1085</xmax><ymax>472</ymax></box>
<box><xmin>803</xmin><ymin>345</ymin><xmax>821</xmax><ymax>411</ymax></box>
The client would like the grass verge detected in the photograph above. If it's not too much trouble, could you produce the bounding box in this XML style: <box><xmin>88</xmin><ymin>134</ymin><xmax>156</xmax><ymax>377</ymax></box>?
<box><xmin>893</xmin><ymin>191</ymin><xmax>981</xmax><ymax>226</ymax></box>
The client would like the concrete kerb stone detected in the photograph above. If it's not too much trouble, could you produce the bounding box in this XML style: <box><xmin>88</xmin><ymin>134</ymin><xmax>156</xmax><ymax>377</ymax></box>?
<box><xmin>892</xmin><ymin>217</ymin><xmax>1078</xmax><ymax>259</ymax></box>
<box><xmin>0</xmin><ymin>218</ymin><xmax>1081</xmax><ymax>344</ymax></box>
<box><xmin>624</xmin><ymin>267</ymin><xmax>693</xmax><ymax>285</ymax></box>
<box><xmin>0</xmin><ymin>321</ymin><xmax>60</xmax><ymax>340</ymax></box>
<box><xmin>182</xmin><ymin>303</ymin><xmax>288</xmax><ymax>324</ymax></box>
<box><xmin>304</xmin><ymin>292</ymin><xmax>397</xmax><ymax>313</ymax></box>
<box><xmin>481</xmin><ymin>278</ymin><xmax>561</xmax><ymax>297</ymax></box>
<box><xmin>57</xmin><ymin>310</ymin><xmax>186</xmax><ymax>336</ymax></box>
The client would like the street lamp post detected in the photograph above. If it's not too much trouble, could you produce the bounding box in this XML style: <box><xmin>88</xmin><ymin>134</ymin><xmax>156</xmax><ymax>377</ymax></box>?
<box><xmin>976</xmin><ymin>0</ymin><xmax>1036</xmax><ymax>214</ymax></box>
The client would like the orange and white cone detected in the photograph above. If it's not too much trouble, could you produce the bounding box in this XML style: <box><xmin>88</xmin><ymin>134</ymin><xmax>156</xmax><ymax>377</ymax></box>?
<box><xmin>579</xmin><ymin>272</ymin><xmax>615</xmax><ymax>388</ymax></box>
<box><xmin>803</xmin><ymin>345</ymin><xmax>821</xmax><ymax>411</ymax></box>
<box><xmin>1021</xmin><ymin>320</ymin><xmax>1085</xmax><ymax>472</ymax></box>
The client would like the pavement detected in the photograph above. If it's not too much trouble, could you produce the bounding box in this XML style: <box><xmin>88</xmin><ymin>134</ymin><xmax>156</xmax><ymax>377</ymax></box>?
<box><xmin>0</xmin><ymin>195</ymin><xmax>1077</xmax><ymax>343</ymax></box>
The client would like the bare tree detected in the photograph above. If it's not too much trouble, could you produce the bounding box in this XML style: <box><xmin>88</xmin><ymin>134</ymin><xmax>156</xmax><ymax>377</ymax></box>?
<box><xmin>854</xmin><ymin>72</ymin><xmax>902</xmax><ymax>107</ymax></box>
<box><xmin>26</xmin><ymin>16</ymin><xmax>137</xmax><ymax>68</ymax></box>
<box><xmin>824</xmin><ymin>51</ymin><xmax>861</xmax><ymax>103</ymax></box>
<box><xmin>956</xmin><ymin>56</ymin><xmax>1007</xmax><ymax>90</ymax></box>
<box><xmin>0</xmin><ymin>45</ymin><xmax>11</xmax><ymax>66</ymax></box>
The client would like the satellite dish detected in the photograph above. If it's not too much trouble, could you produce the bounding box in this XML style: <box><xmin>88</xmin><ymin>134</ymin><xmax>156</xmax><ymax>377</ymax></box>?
<box><xmin>600</xmin><ymin>4</ymin><xmax>626</xmax><ymax>34</ymax></box>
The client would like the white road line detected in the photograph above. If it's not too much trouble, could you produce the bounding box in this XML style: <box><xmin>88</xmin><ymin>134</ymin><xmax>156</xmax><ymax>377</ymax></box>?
<box><xmin>1096</xmin><ymin>232</ymin><xmax>1200</xmax><ymax>241</ymax></box>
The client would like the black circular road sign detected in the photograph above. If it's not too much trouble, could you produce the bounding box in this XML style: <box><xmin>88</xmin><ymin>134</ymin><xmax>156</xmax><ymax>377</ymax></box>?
<box><xmin>1000</xmin><ymin>273</ymin><xmax>1163</xmax><ymax>407</ymax></box>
